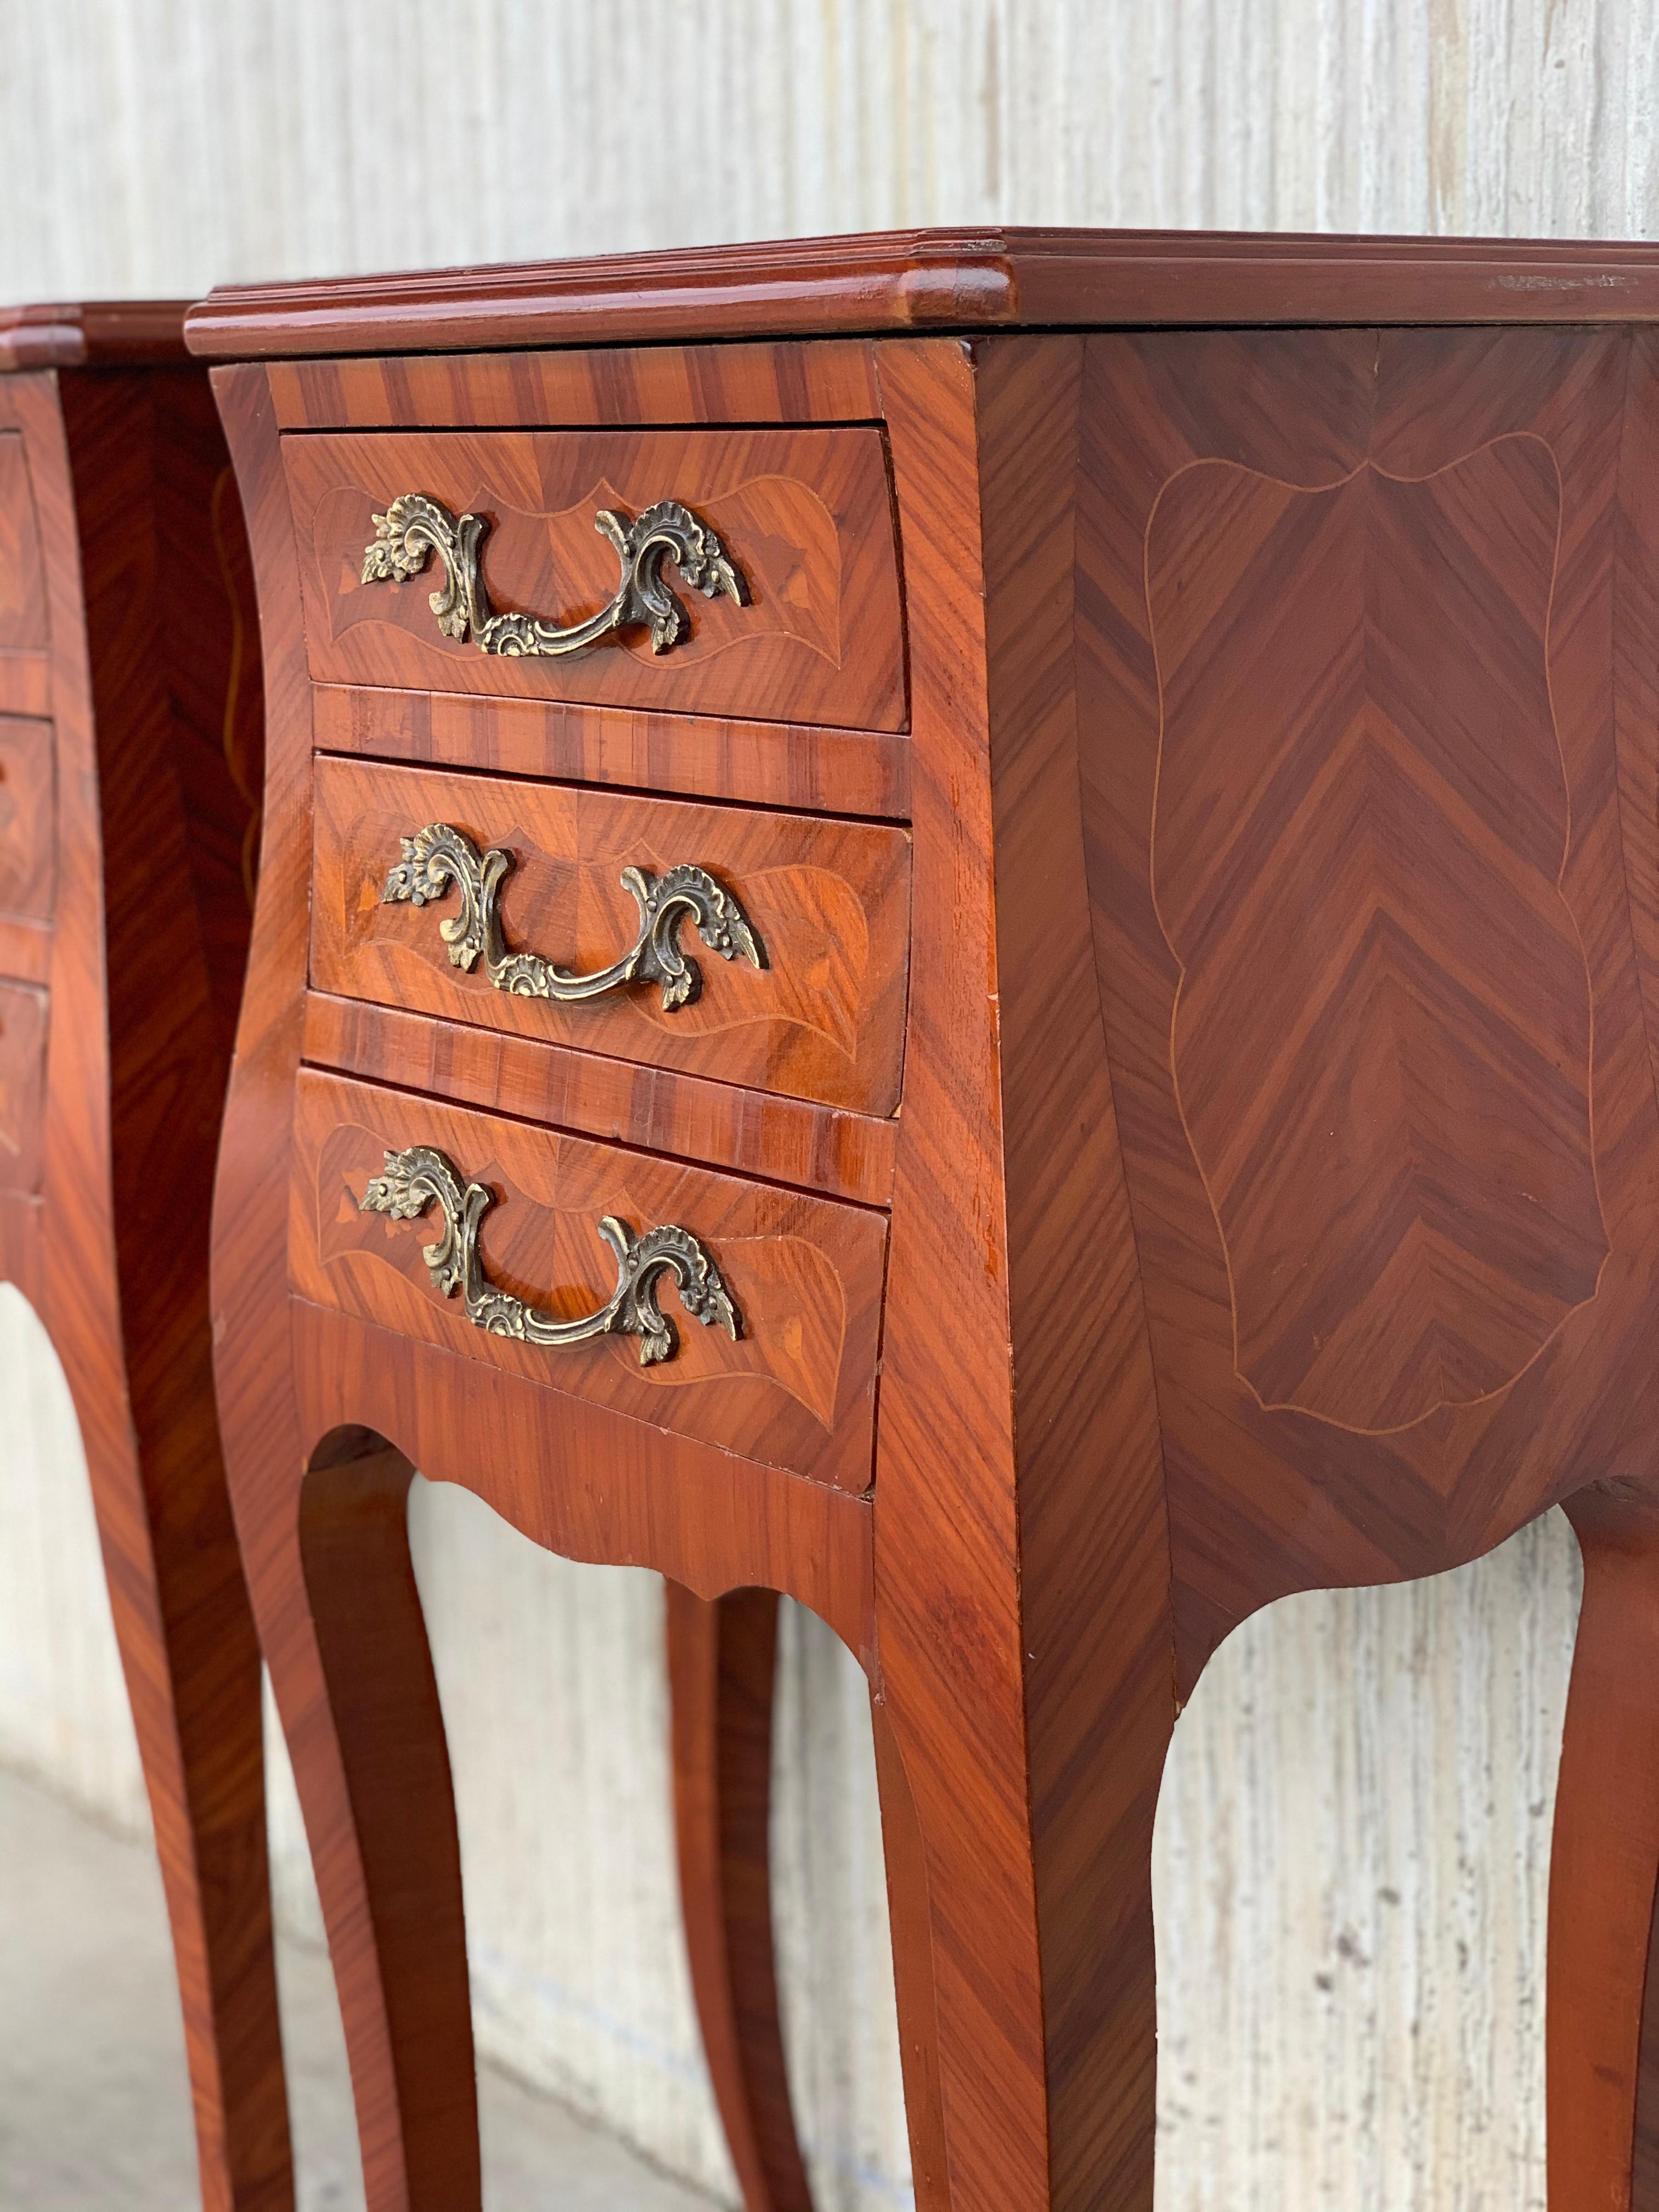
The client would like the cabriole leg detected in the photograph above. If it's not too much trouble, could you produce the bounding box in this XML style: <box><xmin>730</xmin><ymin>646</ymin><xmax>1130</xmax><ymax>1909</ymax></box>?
<box><xmin>1549</xmin><ymin>1485</ymin><xmax>1659</xmax><ymax>2207</ymax></box>
<box><xmin>666</xmin><ymin>1580</ymin><xmax>813</xmax><ymax>2212</ymax></box>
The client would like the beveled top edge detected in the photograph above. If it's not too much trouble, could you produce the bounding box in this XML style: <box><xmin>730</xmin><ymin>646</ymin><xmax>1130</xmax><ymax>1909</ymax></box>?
<box><xmin>0</xmin><ymin>300</ymin><xmax>191</xmax><ymax>373</ymax></box>
<box><xmin>184</xmin><ymin>225</ymin><xmax>1659</xmax><ymax>359</ymax></box>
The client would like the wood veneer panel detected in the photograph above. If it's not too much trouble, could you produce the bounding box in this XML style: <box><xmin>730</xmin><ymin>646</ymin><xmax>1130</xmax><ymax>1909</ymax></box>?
<box><xmin>1148</xmin><ymin>436</ymin><xmax>1601</xmax><ymax>1432</ymax></box>
<box><xmin>310</xmin><ymin>755</ymin><xmax>911</xmax><ymax>1115</ymax></box>
<box><xmin>290</xmin><ymin>1068</ymin><xmax>887</xmax><ymax>1492</ymax></box>
<box><xmin>1074</xmin><ymin>325</ymin><xmax>1659</xmax><ymax>1695</ymax></box>
<box><xmin>0</xmin><ymin>715</ymin><xmax>55</xmax><ymax>922</ymax></box>
<box><xmin>265</xmin><ymin>340</ymin><xmax>884</xmax><ymax>431</ymax></box>
<box><xmin>209</xmin><ymin>334</ymin><xmax>883</xmax><ymax>2206</ymax></box>
<box><xmin>284</xmin><ymin>425</ymin><xmax>906</xmax><ymax>731</ymax></box>
<box><xmin>310</xmin><ymin>686</ymin><xmax>912</xmax><ymax>819</ymax></box>
<box><xmin>0</xmin><ymin>434</ymin><xmax>48</xmax><ymax>647</ymax></box>
<box><xmin>978</xmin><ymin>336</ymin><xmax>1177</xmax><ymax>2210</ymax></box>
<box><xmin>299</xmin><ymin>993</ymin><xmax>898</xmax><ymax>1209</ymax></box>
<box><xmin>0</xmin><ymin>652</ymin><xmax>50</xmax><ymax>716</ymax></box>
<box><xmin>0</xmin><ymin>916</ymin><xmax>48</xmax><ymax>985</ymax></box>
<box><xmin>859</xmin><ymin>332</ymin><xmax>1174</xmax><ymax>2212</ymax></box>
<box><xmin>11</xmin><ymin>353</ymin><xmax>289</xmax><ymax>2210</ymax></box>
<box><xmin>0</xmin><ymin>978</ymin><xmax>46</xmax><ymax>1193</ymax></box>
<box><xmin>183</xmin><ymin>227</ymin><xmax>1659</xmax><ymax>360</ymax></box>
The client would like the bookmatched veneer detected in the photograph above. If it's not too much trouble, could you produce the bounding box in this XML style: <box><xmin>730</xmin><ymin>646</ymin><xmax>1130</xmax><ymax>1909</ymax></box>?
<box><xmin>196</xmin><ymin>233</ymin><xmax>1659</xmax><ymax>2212</ymax></box>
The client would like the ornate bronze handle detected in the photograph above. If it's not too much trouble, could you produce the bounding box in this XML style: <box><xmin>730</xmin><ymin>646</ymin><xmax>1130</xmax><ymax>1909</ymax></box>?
<box><xmin>381</xmin><ymin>822</ymin><xmax>764</xmax><ymax>1012</ymax></box>
<box><xmin>359</xmin><ymin>492</ymin><xmax>748</xmax><ymax>658</ymax></box>
<box><xmin>358</xmin><ymin>1144</ymin><xmax>740</xmax><ymax>1367</ymax></box>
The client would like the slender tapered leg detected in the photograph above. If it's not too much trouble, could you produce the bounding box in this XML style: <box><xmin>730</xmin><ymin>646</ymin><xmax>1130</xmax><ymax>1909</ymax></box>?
<box><xmin>1549</xmin><ymin>1486</ymin><xmax>1659</xmax><ymax>2208</ymax></box>
<box><xmin>240</xmin><ymin>1419</ymin><xmax>479</xmax><ymax>2212</ymax></box>
<box><xmin>870</xmin><ymin>1701</ymin><xmax>949</xmax><ymax>2212</ymax></box>
<box><xmin>7</xmin><ymin>358</ymin><xmax>293</xmax><ymax>2209</ymax></box>
<box><xmin>82</xmin><ymin>1395</ymin><xmax>290</xmax><ymax>2212</ymax></box>
<box><xmin>667</xmin><ymin>1581</ymin><xmax>814</xmax><ymax>2212</ymax></box>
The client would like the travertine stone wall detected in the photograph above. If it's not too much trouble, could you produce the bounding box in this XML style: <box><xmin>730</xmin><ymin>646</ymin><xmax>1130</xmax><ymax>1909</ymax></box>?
<box><xmin>0</xmin><ymin>5</ymin><xmax>1645</xmax><ymax>2203</ymax></box>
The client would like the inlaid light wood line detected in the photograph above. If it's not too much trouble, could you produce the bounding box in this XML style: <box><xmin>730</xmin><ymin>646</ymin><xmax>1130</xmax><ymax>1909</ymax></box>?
<box><xmin>1141</xmin><ymin>431</ymin><xmax>1609</xmax><ymax>1438</ymax></box>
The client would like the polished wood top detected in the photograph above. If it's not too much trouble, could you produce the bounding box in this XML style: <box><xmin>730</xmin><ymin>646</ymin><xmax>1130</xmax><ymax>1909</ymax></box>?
<box><xmin>183</xmin><ymin>227</ymin><xmax>1659</xmax><ymax>359</ymax></box>
<box><xmin>0</xmin><ymin>301</ymin><xmax>189</xmax><ymax>373</ymax></box>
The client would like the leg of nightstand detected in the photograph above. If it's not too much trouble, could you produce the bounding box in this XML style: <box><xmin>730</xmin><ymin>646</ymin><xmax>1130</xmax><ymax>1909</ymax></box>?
<box><xmin>254</xmin><ymin>1425</ymin><xmax>480</xmax><ymax>2212</ymax></box>
<box><xmin>81</xmin><ymin>1381</ymin><xmax>290</xmax><ymax>2212</ymax></box>
<box><xmin>1549</xmin><ymin>1486</ymin><xmax>1659</xmax><ymax>2209</ymax></box>
<box><xmin>870</xmin><ymin>1702</ymin><xmax>950</xmax><ymax>2212</ymax></box>
<box><xmin>666</xmin><ymin>1580</ymin><xmax>813</xmax><ymax>2212</ymax></box>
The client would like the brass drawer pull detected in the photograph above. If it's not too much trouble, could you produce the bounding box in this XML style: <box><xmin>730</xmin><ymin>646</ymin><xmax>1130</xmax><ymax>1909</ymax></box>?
<box><xmin>381</xmin><ymin>821</ymin><xmax>764</xmax><ymax>1012</ymax></box>
<box><xmin>358</xmin><ymin>1144</ymin><xmax>740</xmax><ymax>1366</ymax></box>
<box><xmin>359</xmin><ymin>492</ymin><xmax>748</xmax><ymax>658</ymax></box>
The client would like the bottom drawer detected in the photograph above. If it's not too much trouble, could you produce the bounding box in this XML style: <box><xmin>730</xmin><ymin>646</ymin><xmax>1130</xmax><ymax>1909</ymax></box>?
<box><xmin>0</xmin><ymin>979</ymin><xmax>46</xmax><ymax>1195</ymax></box>
<box><xmin>290</xmin><ymin>1069</ymin><xmax>887</xmax><ymax>1492</ymax></box>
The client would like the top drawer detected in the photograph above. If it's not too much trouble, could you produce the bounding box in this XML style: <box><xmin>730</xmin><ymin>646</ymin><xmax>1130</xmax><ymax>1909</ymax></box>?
<box><xmin>283</xmin><ymin>426</ymin><xmax>906</xmax><ymax>731</ymax></box>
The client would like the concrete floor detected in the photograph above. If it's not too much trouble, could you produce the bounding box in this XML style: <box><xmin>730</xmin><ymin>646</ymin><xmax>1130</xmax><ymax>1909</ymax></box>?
<box><xmin>0</xmin><ymin>1765</ymin><xmax>713</xmax><ymax>2210</ymax></box>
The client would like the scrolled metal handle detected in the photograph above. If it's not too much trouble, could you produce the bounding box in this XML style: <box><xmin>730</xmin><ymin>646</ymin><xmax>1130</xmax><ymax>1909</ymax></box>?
<box><xmin>359</xmin><ymin>491</ymin><xmax>748</xmax><ymax>658</ymax></box>
<box><xmin>381</xmin><ymin>821</ymin><xmax>764</xmax><ymax>1012</ymax></box>
<box><xmin>358</xmin><ymin>1144</ymin><xmax>740</xmax><ymax>1367</ymax></box>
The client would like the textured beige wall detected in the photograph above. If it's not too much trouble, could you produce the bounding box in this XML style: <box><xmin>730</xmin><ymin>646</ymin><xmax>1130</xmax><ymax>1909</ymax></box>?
<box><xmin>0</xmin><ymin>3</ymin><xmax>1647</xmax><ymax>2205</ymax></box>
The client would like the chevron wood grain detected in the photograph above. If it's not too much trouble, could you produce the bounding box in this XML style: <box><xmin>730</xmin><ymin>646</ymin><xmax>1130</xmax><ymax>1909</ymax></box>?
<box><xmin>196</xmin><ymin>235</ymin><xmax>1659</xmax><ymax>2212</ymax></box>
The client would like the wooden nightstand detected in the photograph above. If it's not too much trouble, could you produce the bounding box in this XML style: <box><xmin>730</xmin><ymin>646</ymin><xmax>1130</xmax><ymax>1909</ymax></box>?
<box><xmin>191</xmin><ymin>231</ymin><xmax>1659</xmax><ymax>2212</ymax></box>
<box><xmin>0</xmin><ymin>303</ymin><xmax>287</xmax><ymax>2209</ymax></box>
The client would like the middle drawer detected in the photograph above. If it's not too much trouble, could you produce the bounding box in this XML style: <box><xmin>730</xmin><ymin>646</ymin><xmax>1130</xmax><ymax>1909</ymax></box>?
<box><xmin>311</xmin><ymin>755</ymin><xmax>912</xmax><ymax>1115</ymax></box>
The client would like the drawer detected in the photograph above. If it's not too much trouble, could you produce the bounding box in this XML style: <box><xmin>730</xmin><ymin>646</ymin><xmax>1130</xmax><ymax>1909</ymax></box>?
<box><xmin>291</xmin><ymin>1070</ymin><xmax>886</xmax><ymax>1491</ymax></box>
<box><xmin>0</xmin><ymin>718</ymin><xmax>55</xmax><ymax>923</ymax></box>
<box><xmin>284</xmin><ymin>425</ymin><xmax>905</xmax><ymax>730</ymax></box>
<box><xmin>310</xmin><ymin>756</ymin><xmax>911</xmax><ymax>1116</ymax></box>
<box><xmin>0</xmin><ymin>436</ymin><xmax>48</xmax><ymax>651</ymax></box>
<box><xmin>0</xmin><ymin>980</ymin><xmax>46</xmax><ymax>1195</ymax></box>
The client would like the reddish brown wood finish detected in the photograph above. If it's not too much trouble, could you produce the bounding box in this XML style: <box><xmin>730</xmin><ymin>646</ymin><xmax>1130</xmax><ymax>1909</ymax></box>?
<box><xmin>0</xmin><ymin>298</ymin><xmax>190</xmax><ymax>371</ymax></box>
<box><xmin>299</xmin><ymin>992</ymin><xmax>898</xmax><ymax>1209</ymax></box>
<box><xmin>1549</xmin><ymin>1485</ymin><xmax>1659</xmax><ymax>2207</ymax></box>
<box><xmin>0</xmin><ymin>343</ymin><xmax>287</xmax><ymax>2207</ymax></box>
<box><xmin>667</xmin><ymin>1583</ymin><xmax>813</xmax><ymax>2212</ymax></box>
<box><xmin>0</xmin><ymin>714</ymin><xmax>57</xmax><ymax>922</ymax></box>
<box><xmin>264</xmin><ymin>337</ymin><xmax>885</xmax><ymax>431</ymax></box>
<box><xmin>285</xmin><ymin>425</ymin><xmax>906</xmax><ymax>730</ymax></box>
<box><xmin>0</xmin><ymin>434</ymin><xmax>49</xmax><ymax>645</ymax></box>
<box><xmin>290</xmin><ymin>1067</ymin><xmax>887</xmax><ymax>1491</ymax></box>
<box><xmin>310</xmin><ymin>755</ymin><xmax>911</xmax><ymax>1114</ymax></box>
<box><xmin>202</xmin><ymin>232</ymin><xmax>1659</xmax><ymax>2212</ymax></box>
<box><xmin>0</xmin><ymin>977</ymin><xmax>47</xmax><ymax>1190</ymax></box>
<box><xmin>312</xmin><ymin>685</ymin><xmax>911</xmax><ymax>818</ymax></box>
<box><xmin>182</xmin><ymin>227</ymin><xmax>1659</xmax><ymax>360</ymax></box>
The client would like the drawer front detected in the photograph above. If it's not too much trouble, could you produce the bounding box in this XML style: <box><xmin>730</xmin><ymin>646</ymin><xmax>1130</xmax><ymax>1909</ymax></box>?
<box><xmin>0</xmin><ymin>436</ymin><xmax>48</xmax><ymax>652</ymax></box>
<box><xmin>0</xmin><ymin>980</ymin><xmax>46</xmax><ymax>1195</ymax></box>
<box><xmin>311</xmin><ymin>757</ymin><xmax>910</xmax><ymax>1115</ymax></box>
<box><xmin>0</xmin><ymin>718</ymin><xmax>55</xmax><ymax>923</ymax></box>
<box><xmin>285</xmin><ymin>425</ymin><xmax>906</xmax><ymax>730</ymax></box>
<box><xmin>291</xmin><ymin>1070</ymin><xmax>887</xmax><ymax>1491</ymax></box>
